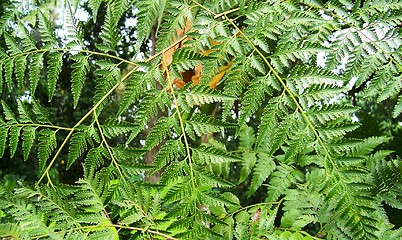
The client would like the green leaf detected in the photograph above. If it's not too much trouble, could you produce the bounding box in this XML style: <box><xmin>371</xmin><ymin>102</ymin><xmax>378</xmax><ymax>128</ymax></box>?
<box><xmin>32</xmin><ymin>99</ymin><xmax>51</xmax><ymax>124</ymax></box>
<box><xmin>22</xmin><ymin>126</ymin><xmax>36</xmax><ymax>161</ymax></box>
<box><xmin>70</xmin><ymin>54</ymin><xmax>89</xmax><ymax>108</ymax></box>
<box><xmin>9</xmin><ymin>126</ymin><xmax>22</xmax><ymax>158</ymax></box>
<box><xmin>248</xmin><ymin>154</ymin><xmax>275</xmax><ymax>197</ymax></box>
<box><xmin>67</xmin><ymin>130</ymin><xmax>89</xmax><ymax>169</ymax></box>
<box><xmin>17</xmin><ymin>101</ymin><xmax>33</xmax><ymax>123</ymax></box>
<box><xmin>47</xmin><ymin>52</ymin><xmax>63</xmax><ymax>101</ymax></box>
<box><xmin>192</xmin><ymin>145</ymin><xmax>241</xmax><ymax>165</ymax></box>
<box><xmin>29</xmin><ymin>53</ymin><xmax>44</xmax><ymax>95</ymax></box>
<box><xmin>38</xmin><ymin>129</ymin><xmax>57</xmax><ymax>173</ymax></box>
<box><xmin>2</xmin><ymin>101</ymin><xmax>17</xmax><ymax>123</ymax></box>
<box><xmin>0</xmin><ymin>127</ymin><xmax>8</xmax><ymax>158</ymax></box>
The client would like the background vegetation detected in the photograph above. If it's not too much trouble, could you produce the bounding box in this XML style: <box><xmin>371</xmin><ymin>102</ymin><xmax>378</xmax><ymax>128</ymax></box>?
<box><xmin>1</xmin><ymin>0</ymin><xmax>402</xmax><ymax>239</ymax></box>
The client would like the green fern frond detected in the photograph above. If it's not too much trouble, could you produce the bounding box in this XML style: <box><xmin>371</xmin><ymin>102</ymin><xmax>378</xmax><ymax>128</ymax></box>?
<box><xmin>70</xmin><ymin>53</ymin><xmax>89</xmax><ymax>108</ymax></box>
<box><xmin>145</xmin><ymin>116</ymin><xmax>173</xmax><ymax>150</ymax></box>
<box><xmin>37</xmin><ymin>129</ymin><xmax>57</xmax><ymax>173</ymax></box>
<box><xmin>64</xmin><ymin>4</ymin><xmax>84</xmax><ymax>47</ymax></box>
<box><xmin>194</xmin><ymin>169</ymin><xmax>233</xmax><ymax>188</ymax></box>
<box><xmin>68</xmin><ymin>129</ymin><xmax>90</xmax><ymax>168</ymax></box>
<box><xmin>192</xmin><ymin>145</ymin><xmax>240</xmax><ymax>165</ymax></box>
<box><xmin>117</xmin><ymin>72</ymin><xmax>147</xmax><ymax>116</ymax></box>
<box><xmin>239</xmin><ymin>76</ymin><xmax>272</xmax><ymax>127</ymax></box>
<box><xmin>14</xmin><ymin>55</ymin><xmax>27</xmax><ymax>88</ymax></box>
<box><xmin>93</xmin><ymin>61</ymin><xmax>121</xmax><ymax>111</ymax></box>
<box><xmin>88</xmin><ymin>0</ymin><xmax>106</xmax><ymax>22</ymax></box>
<box><xmin>17</xmin><ymin>22</ymin><xmax>37</xmax><ymax>52</ymax></box>
<box><xmin>271</xmin><ymin>42</ymin><xmax>327</xmax><ymax>73</ymax></box>
<box><xmin>47</xmin><ymin>52</ymin><xmax>64</xmax><ymax>101</ymax></box>
<box><xmin>2</xmin><ymin>101</ymin><xmax>17</xmax><ymax>123</ymax></box>
<box><xmin>266</xmin><ymin>164</ymin><xmax>304</xmax><ymax>202</ymax></box>
<box><xmin>3</xmin><ymin>57</ymin><xmax>13</xmax><ymax>88</ymax></box>
<box><xmin>0</xmin><ymin>1</ymin><xmax>17</xmax><ymax>36</ymax></box>
<box><xmin>37</xmin><ymin>11</ymin><xmax>57</xmax><ymax>47</ymax></box>
<box><xmin>8</xmin><ymin>126</ymin><xmax>22</xmax><ymax>158</ymax></box>
<box><xmin>172</xmin><ymin>48</ymin><xmax>212</xmax><ymax>72</ymax></box>
<box><xmin>102</xmin><ymin>118</ymin><xmax>138</xmax><ymax>139</ymax></box>
<box><xmin>32</xmin><ymin>99</ymin><xmax>51</xmax><ymax>124</ymax></box>
<box><xmin>97</xmin><ymin>4</ymin><xmax>120</xmax><ymax>52</ymax></box>
<box><xmin>182</xmin><ymin>84</ymin><xmax>236</xmax><ymax>107</ymax></box>
<box><xmin>185</xmin><ymin>113</ymin><xmax>233</xmax><ymax>141</ymax></box>
<box><xmin>0</xmin><ymin>223</ymin><xmax>27</xmax><ymax>239</ymax></box>
<box><xmin>135</xmin><ymin>0</ymin><xmax>167</xmax><ymax>54</ymax></box>
<box><xmin>29</xmin><ymin>53</ymin><xmax>44</xmax><ymax>95</ymax></box>
<box><xmin>4</xmin><ymin>33</ymin><xmax>21</xmax><ymax>55</ymax></box>
<box><xmin>308</xmin><ymin>104</ymin><xmax>358</xmax><ymax>125</ymax></box>
<box><xmin>126</xmin><ymin>89</ymin><xmax>171</xmax><ymax>144</ymax></box>
<box><xmin>22</xmin><ymin>126</ymin><xmax>36</xmax><ymax>161</ymax></box>
<box><xmin>255</xmin><ymin>96</ymin><xmax>284</xmax><ymax>150</ymax></box>
<box><xmin>151</xmin><ymin>139</ymin><xmax>184</xmax><ymax>174</ymax></box>
<box><xmin>0</xmin><ymin>127</ymin><xmax>7</xmax><ymax>158</ymax></box>
<box><xmin>17</xmin><ymin>101</ymin><xmax>33</xmax><ymax>123</ymax></box>
<box><xmin>16</xmin><ymin>184</ymin><xmax>82</xmax><ymax>231</ymax></box>
<box><xmin>248</xmin><ymin>154</ymin><xmax>276</xmax><ymax>197</ymax></box>
<box><xmin>84</xmin><ymin>146</ymin><xmax>109</xmax><ymax>177</ymax></box>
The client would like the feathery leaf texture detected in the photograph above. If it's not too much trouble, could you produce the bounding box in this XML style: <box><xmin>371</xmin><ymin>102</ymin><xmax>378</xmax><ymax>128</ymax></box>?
<box><xmin>1</xmin><ymin>1</ymin><xmax>402</xmax><ymax>239</ymax></box>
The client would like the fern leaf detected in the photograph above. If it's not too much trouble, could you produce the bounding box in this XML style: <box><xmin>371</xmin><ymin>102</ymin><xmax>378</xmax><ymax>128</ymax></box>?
<box><xmin>117</xmin><ymin>72</ymin><xmax>146</xmax><ymax>116</ymax></box>
<box><xmin>102</xmin><ymin>118</ymin><xmax>138</xmax><ymax>139</ymax></box>
<box><xmin>88</xmin><ymin>0</ymin><xmax>105</xmax><ymax>22</ymax></box>
<box><xmin>29</xmin><ymin>53</ymin><xmax>44</xmax><ymax>95</ymax></box>
<box><xmin>0</xmin><ymin>59</ymin><xmax>3</xmax><ymax>93</ymax></box>
<box><xmin>248</xmin><ymin>154</ymin><xmax>276</xmax><ymax>197</ymax></box>
<box><xmin>185</xmin><ymin>113</ymin><xmax>233</xmax><ymax>141</ymax></box>
<box><xmin>192</xmin><ymin>145</ymin><xmax>240</xmax><ymax>165</ymax></box>
<box><xmin>17</xmin><ymin>22</ymin><xmax>36</xmax><ymax>51</ymax></box>
<box><xmin>97</xmin><ymin>4</ymin><xmax>120</xmax><ymax>52</ymax></box>
<box><xmin>255</xmin><ymin>97</ymin><xmax>282</xmax><ymax>150</ymax></box>
<box><xmin>0</xmin><ymin>2</ymin><xmax>16</xmax><ymax>36</ymax></box>
<box><xmin>93</xmin><ymin>61</ymin><xmax>120</xmax><ymax>110</ymax></box>
<box><xmin>266</xmin><ymin>164</ymin><xmax>304</xmax><ymax>202</ymax></box>
<box><xmin>9</xmin><ymin>126</ymin><xmax>21</xmax><ymax>158</ymax></box>
<box><xmin>394</xmin><ymin>95</ymin><xmax>402</xmax><ymax>118</ymax></box>
<box><xmin>0</xmin><ymin>127</ymin><xmax>8</xmax><ymax>158</ymax></box>
<box><xmin>238</xmin><ymin>126</ymin><xmax>256</xmax><ymax>183</ymax></box>
<box><xmin>64</xmin><ymin>3</ymin><xmax>84</xmax><ymax>47</ymax></box>
<box><xmin>37</xmin><ymin>11</ymin><xmax>56</xmax><ymax>47</ymax></box>
<box><xmin>0</xmin><ymin>223</ymin><xmax>25</xmax><ymax>239</ymax></box>
<box><xmin>32</xmin><ymin>99</ymin><xmax>51</xmax><ymax>124</ymax></box>
<box><xmin>239</xmin><ymin>77</ymin><xmax>271</xmax><ymax>127</ymax></box>
<box><xmin>4</xmin><ymin>33</ymin><xmax>21</xmax><ymax>55</ymax></box>
<box><xmin>2</xmin><ymin>101</ymin><xmax>17</xmax><ymax>123</ymax></box>
<box><xmin>151</xmin><ymin>139</ymin><xmax>184</xmax><ymax>174</ymax></box>
<box><xmin>22</xmin><ymin>126</ymin><xmax>36</xmax><ymax>161</ymax></box>
<box><xmin>172</xmin><ymin>48</ymin><xmax>211</xmax><ymax>72</ymax></box>
<box><xmin>16</xmin><ymin>184</ymin><xmax>82</xmax><ymax>232</ymax></box>
<box><xmin>17</xmin><ymin>101</ymin><xmax>32</xmax><ymax>123</ymax></box>
<box><xmin>14</xmin><ymin>55</ymin><xmax>27</xmax><ymax>88</ymax></box>
<box><xmin>145</xmin><ymin>116</ymin><xmax>173</xmax><ymax>150</ymax></box>
<box><xmin>47</xmin><ymin>52</ymin><xmax>63</xmax><ymax>101</ymax></box>
<box><xmin>135</xmin><ymin>0</ymin><xmax>167</xmax><ymax>54</ymax></box>
<box><xmin>84</xmin><ymin>146</ymin><xmax>109</xmax><ymax>177</ymax></box>
<box><xmin>70</xmin><ymin>53</ymin><xmax>89</xmax><ymax>108</ymax></box>
<box><xmin>38</xmin><ymin>129</ymin><xmax>57</xmax><ymax>173</ymax></box>
<box><xmin>67</xmin><ymin>130</ymin><xmax>89</xmax><ymax>169</ymax></box>
<box><xmin>195</xmin><ymin>169</ymin><xmax>233</xmax><ymax>188</ymax></box>
<box><xmin>3</xmin><ymin>57</ymin><xmax>13</xmax><ymax>89</ymax></box>
<box><xmin>183</xmin><ymin>84</ymin><xmax>236</xmax><ymax>107</ymax></box>
<box><xmin>126</xmin><ymin>90</ymin><xmax>171</xmax><ymax>144</ymax></box>
<box><xmin>308</xmin><ymin>104</ymin><xmax>358</xmax><ymax>125</ymax></box>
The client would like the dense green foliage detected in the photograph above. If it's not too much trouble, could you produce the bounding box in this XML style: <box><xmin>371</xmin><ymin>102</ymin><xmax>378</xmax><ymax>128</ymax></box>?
<box><xmin>1</xmin><ymin>0</ymin><xmax>402</xmax><ymax>239</ymax></box>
